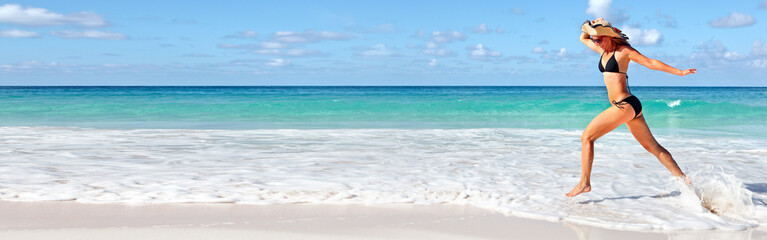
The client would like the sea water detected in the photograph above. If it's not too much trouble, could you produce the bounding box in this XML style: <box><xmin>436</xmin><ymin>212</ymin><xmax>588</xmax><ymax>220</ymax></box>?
<box><xmin>0</xmin><ymin>86</ymin><xmax>765</xmax><ymax>231</ymax></box>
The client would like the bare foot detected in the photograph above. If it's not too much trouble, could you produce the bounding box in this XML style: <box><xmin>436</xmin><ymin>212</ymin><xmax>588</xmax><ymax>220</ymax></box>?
<box><xmin>674</xmin><ymin>175</ymin><xmax>692</xmax><ymax>185</ymax></box>
<box><xmin>566</xmin><ymin>183</ymin><xmax>591</xmax><ymax>197</ymax></box>
<box><xmin>682</xmin><ymin>175</ymin><xmax>691</xmax><ymax>185</ymax></box>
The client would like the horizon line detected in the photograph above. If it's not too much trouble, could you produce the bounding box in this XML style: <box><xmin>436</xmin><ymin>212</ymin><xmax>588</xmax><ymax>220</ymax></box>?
<box><xmin>1</xmin><ymin>85</ymin><xmax>765</xmax><ymax>88</ymax></box>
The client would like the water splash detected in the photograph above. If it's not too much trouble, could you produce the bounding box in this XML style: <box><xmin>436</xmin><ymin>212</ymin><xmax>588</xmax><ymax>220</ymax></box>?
<box><xmin>676</xmin><ymin>167</ymin><xmax>756</xmax><ymax>220</ymax></box>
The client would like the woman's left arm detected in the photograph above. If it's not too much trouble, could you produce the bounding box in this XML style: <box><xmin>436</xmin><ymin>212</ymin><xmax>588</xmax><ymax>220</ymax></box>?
<box><xmin>627</xmin><ymin>48</ymin><xmax>696</xmax><ymax>76</ymax></box>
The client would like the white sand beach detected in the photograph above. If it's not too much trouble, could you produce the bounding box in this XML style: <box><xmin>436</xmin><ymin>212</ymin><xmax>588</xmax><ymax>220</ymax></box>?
<box><xmin>1</xmin><ymin>201</ymin><xmax>764</xmax><ymax>240</ymax></box>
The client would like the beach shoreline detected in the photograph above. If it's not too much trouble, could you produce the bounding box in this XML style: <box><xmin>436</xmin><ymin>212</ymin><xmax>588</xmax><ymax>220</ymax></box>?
<box><xmin>1</xmin><ymin>87</ymin><xmax>765</xmax><ymax>238</ymax></box>
<box><xmin>1</xmin><ymin>201</ymin><xmax>764</xmax><ymax>240</ymax></box>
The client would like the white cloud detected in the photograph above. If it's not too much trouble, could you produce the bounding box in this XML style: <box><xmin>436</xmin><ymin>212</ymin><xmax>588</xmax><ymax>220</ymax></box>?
<box><xmin>691</xmin><ymin>41</ymin><xmax>726</xmax><ymax>62</ymax></box>
<box><xmin>473</xmin><ymin>23</ymin><xmax>489</xmax><ymax>34</ymax></box>
<box><xmin>723</xmin><ymin>51</ymin><xmax>747</xmax><ymax>60</ymax></box>
<box><xmin>751</xmin><ymin>40</ymin><xmax>767</xmax><ymax>56</ymax></box>
<box><xmin>218</xmin><ymin>42</ymin><xmax>289</xmax><ymax>50</ymax></box>
<box><xmin>260</xmin><ymin>42</ymin><xmax>289</xmax><ymax>49</ymax></box>
<box><xmin>584</xmin><ymin>0</ymin><xmax>628</xmax><ymax>25</ymax></box>
<box><xmin>172</xmin><ymin>19</ymin><xmax>197</xmax><ymax>25</ymax></box>
<box><xmin>532</xmin><ymin>47</ymin><xmax>545</xmax><ymax>53</ymax></box>
<box><xmin>357</xmin><ymin>44</ymin><xmax>398</xmax><ymax>58</ymax></box>
<box><xmin>471</xmin><ymin>24</ymin><xmax>503</xmax><ymax>34</ymax></box>
<box><xmin>0</xmin><ymin>29</ymin><xmax>39</xmax><ymax>38</ymax></box>
<box><xmin>749</xmin><ymin>59</ymin><xmax>767</xmax><ymax>69</ymax></box>
<box><xmin>654</xmin><ymin>11</ymin><xmax>677</xmax><ymax>28</ymax></box>
<box><xmin>421</xmin><ymin>42</ymin><xmax>455</xmax><ymax>57</ymax></box>
<box><xmin>347</xmin><ymin>23</ymin><xmax>396</xmax><ymax>34</ymax></box>
<box><xmin>621</xmin><ymin>25</ymin><xmax>662</xmax><ymax>46</ymax></box>
<box><xmin>0</xmin><ymin>4</ymin><xmax>107</xmax><ymax>27</ymax></box>
<box><xmin>181</xmin><ymin>53</ymin><xmax>214</xmax><ymax>58</ymax></box>
<box><xmin>272</xmin><ymin>30</ymin><xmax>352</xmax><ymax>43</ymax></box>
<box><xmin>252</xmin><ymin>49</ymin><xmax>281</xmax><ymax>55</ymax></box>
<box><xmin>0</xmin><ymin>60</ymin><xmax>277</xmax><ymax>75</ymax></box>
<box><xmin>412</xmin><ymin>30</ymin><xmax>425</xmax><ymax>38</ymax></box>
<box><xmin>585</xmin><ymin>0</ymin><xmax>611</xmax><ymax>19</ymax></box>
<box><xmin>760</xmin><ymin>0</ymin><xmax>767</xmax><ymax>9</ymax></box>
<box><xmin>226</xmin><ymin>30</ymin><xmax>258</xmax><ymax>39</ymax></box>
<box><xmin>219</xmin><ymin>40</ymin><xmax>320</xmax><ymax>57</ymax></box>
<box><xmin>217</xmin><ymin>43</ymin><xmax>260</xmax><ymax>49</ymax></box>
<box><xmin>508</xmin><ymin>55</ymin><xmax>536</xmax><ymax>64</ymax></box>
<box><xmin>374</xmin><ymin>23</ymin><xmax>395</xmax><ymax>33</ymax></box>
<box><xmin>710</xmin><ymin>12</ymin><xmax>755</xmax><ymax>28</ymax></box>
<box><xmin>431</xmin><ymin>30</ymin><xmax>466</xmax><ymax>43</ymax></box>
<box><xmin>51</xmin><ymin>30</ymin><xmax>126</xmax><ymax>40</ymax></box>
<box><xmin>509</xmin><ymin>7</ymin><xmax>525</xmax><ymax>15</ymax></box>
<box><xmin>253</xmin><ymin>48</ymin><xmax>321</xmax><ymax>57</ymax></box>
<box><xmin>689</xmin><ymin>40</ymin><xmax>753</xmax><ymax>69</ymax></box>
<box><xmin>412</xmin><ymin>30</ymin><xmax>465</xmax><ymax>57</ymax></box>
<box><xmin>0</xmin><ymin>60</ymin><xmax>79</xmax><ymax>71</ymax></box>
<box><xmin>422</xmin><ymin>48</ymin><xmax>454</xmax><ymax>57</ymax></box>
<box><xmin>540</xmin><ymin>48</ymin><xmax>578</xmax><ymax>61</ymax></box>
<box><xmin>265</xmin><ymin>59</ymin><xmax>291</xmax><ymax>67</ymax></box>
<box><xmin>428</xmin><ymin>58</ymin><xmax>438</xmax><ymax>67</ymax></box>
<box><xmin>272</xmin><ymin>31</ymin><xmax>306</xmax><ymax>43</ymax></box>
<box><xmin>468</xmin><ymin>44</ymin><xmax>501</xmax><ymax>60</ymax></box>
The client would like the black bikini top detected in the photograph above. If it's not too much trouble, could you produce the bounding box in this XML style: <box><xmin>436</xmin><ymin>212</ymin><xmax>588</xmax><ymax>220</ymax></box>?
<box><xmin>599</xmin><ymin>51</ymin><xmax>632</xmax><ymax>94</ymax></box>
<box><xmin>598</xmin><ymin>52</ymin><xmax>626</xmax><ymax>74</ymax></box>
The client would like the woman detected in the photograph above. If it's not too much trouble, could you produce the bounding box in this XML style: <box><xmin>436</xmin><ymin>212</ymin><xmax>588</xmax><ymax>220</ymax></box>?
<box><xmin>566</xmin><ymin>18</ymin><xmax>695</xmax><ymax>197</ymax></box>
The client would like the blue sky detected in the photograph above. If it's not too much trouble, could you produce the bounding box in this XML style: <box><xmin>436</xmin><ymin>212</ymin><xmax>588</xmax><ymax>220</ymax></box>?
<box><xmin>1</xmin><ymin>0</ymin><xmax>766</xmax><ymax>86</ymax></box>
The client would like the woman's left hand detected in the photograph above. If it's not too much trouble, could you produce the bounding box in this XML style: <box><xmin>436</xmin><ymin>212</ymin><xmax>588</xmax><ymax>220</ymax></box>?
<box><xmin>679</xmin><ymin>69</ymin><xmax>696</xmax><ymax>76</ymax></box>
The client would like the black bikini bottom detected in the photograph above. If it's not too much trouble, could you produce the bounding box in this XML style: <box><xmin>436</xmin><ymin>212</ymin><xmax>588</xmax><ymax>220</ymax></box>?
<box><xmin>613</xmin><ymin>95</ymin><xmax>642</xmax><ymax>118</ymax></box>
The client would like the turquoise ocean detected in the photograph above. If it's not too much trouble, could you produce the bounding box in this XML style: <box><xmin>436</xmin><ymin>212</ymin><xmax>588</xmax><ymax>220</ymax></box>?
<box><xmin>1</xmin><ymin>86</ymin><xmax>766</xmax><ymax>136</ymax></box>
<box><xmin>1</xmin><ymin>86</ymin><xmax>766</xmax><ymax>232</ymax></box>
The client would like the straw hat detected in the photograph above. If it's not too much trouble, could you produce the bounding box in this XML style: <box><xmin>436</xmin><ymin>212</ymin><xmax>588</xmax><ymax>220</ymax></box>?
<box><xmin>581</xmin><ymin>19</ymin><xmax>629</xmax><ymax>44</ymax></box>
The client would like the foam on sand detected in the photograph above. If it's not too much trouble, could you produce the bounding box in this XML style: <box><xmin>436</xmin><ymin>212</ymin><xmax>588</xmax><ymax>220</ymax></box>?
<box><xmin>0</xmin><ymin>127</ymin><xmax>765</xmax><ymax>231</ymax></box>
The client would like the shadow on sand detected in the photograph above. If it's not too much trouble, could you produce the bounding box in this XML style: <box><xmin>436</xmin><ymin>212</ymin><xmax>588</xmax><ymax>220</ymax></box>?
<box><xmin>577</xmin><ymin>191</ymin><xmax>681</xmax><ymax>205</ymax></box>
<box><xmin>745</xmin><ymin>183</ymin><xmax>767</xmax><ymax>206</ymax></box>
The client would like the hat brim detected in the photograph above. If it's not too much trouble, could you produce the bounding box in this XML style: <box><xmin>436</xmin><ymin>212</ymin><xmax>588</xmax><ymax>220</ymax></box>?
<box><xmin>581</xmin><ymin>22</ymin><xmax>628</xmax><ymax>40</ymax></box>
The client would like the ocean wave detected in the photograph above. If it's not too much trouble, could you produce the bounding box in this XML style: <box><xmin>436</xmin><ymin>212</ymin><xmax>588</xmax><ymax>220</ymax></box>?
<box><xmin>659</xmin><ymin>99</ymin><xmax>682</xmax><ymax>108</ymax></box>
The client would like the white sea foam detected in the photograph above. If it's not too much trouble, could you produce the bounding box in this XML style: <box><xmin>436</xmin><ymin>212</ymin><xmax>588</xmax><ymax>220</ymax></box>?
<box><xmin>662</xmin><ymin>99</ymin><xmax>682</xmax><ymax>108</ymax></box>
<box><xmin>685</xmin><ymin>168</ymin><xmax>756</xmax><ymax>218</ymax></box>
<box><xmin>0</xmin><ymin>127</ymin><xmax>764</xmax><ymax>231</ymax></box>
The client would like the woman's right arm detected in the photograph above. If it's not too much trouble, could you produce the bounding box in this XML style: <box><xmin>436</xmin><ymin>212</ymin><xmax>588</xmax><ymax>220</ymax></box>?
<box><xmin>580</xmin><ymin>31</ymin><xmax>601</xmax><ymax>53</ymax></box>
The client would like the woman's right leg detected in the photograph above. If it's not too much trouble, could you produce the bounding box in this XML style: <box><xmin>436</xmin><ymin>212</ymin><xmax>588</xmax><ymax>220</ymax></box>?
<box><xmin>567</xmin><ymin>106</ymin><xmax>634</xmax><ymax>197</ymax></box>
<box><xmin>625</xmin><ymin>115</ymin><xmax>686</xmax><ymax>178</ymax></box>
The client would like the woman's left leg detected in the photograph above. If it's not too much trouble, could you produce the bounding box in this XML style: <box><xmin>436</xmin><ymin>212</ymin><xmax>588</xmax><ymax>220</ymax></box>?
<box><xmin>566</xmin><ymin>106</ymin><xmax>635</xmax><ymax>197</ymax></box>
<box><xmin>625</xmin><ymin>115</ymin><xmax>686</xmax><ymax>178</ymax></box>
